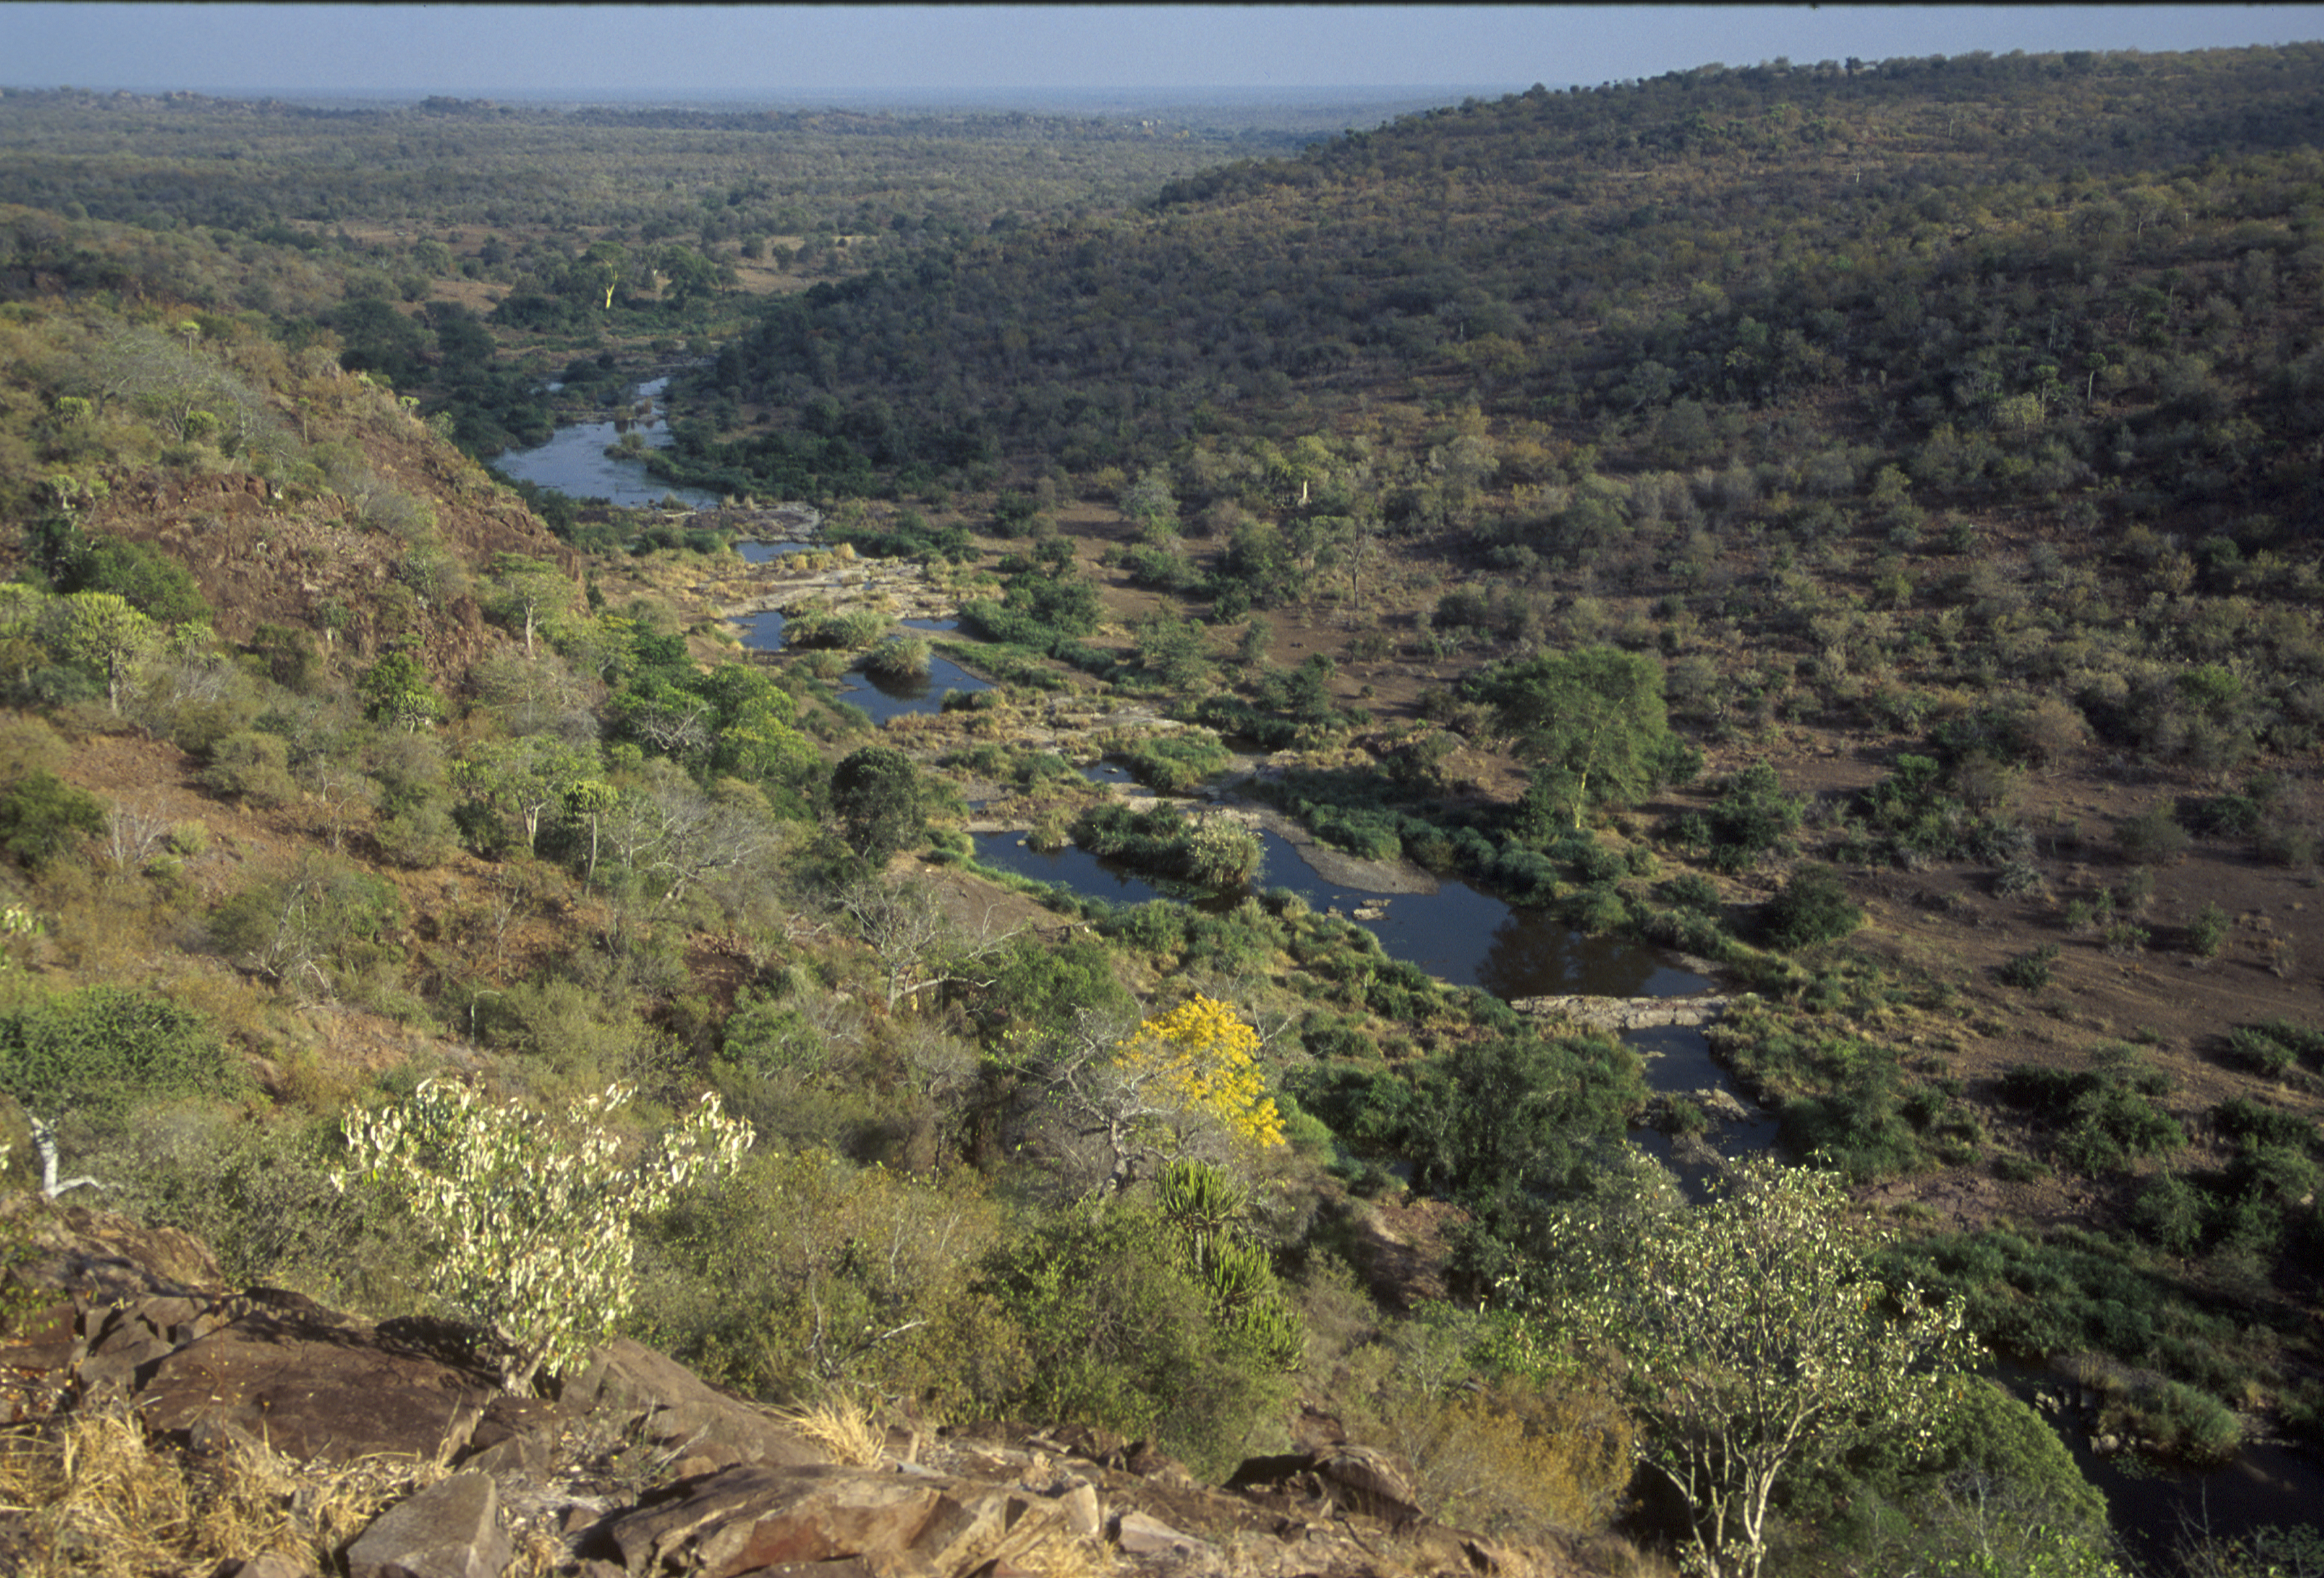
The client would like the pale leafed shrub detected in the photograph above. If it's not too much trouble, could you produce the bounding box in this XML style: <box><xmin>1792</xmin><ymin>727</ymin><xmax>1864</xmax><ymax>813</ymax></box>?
<box><xmin>339</xmin><ymin>1078</ymin><xmax>752</xmax><ymax>1391</ymax></box>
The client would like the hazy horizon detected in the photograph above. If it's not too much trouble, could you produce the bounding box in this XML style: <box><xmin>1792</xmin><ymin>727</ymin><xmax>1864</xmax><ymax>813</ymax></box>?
<box><xmin>7</xmin><ymin>5</ymin><xmax>2319</xmax><ymax>103</ymax></box>
<box><xmin>10</xmin><ymin>82</ymin><xmax>1500</xmax><ymax>114</ymax></box>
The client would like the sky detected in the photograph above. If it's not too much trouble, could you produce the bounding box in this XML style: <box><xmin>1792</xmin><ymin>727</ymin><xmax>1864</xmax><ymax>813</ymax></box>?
<box><xmin>5</xmin><ymin>4</ymin><xmax>2321</xmax><ymax>101</ymax></box>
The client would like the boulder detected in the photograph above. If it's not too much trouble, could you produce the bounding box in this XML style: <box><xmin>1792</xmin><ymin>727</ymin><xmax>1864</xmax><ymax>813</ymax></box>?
<box><xmin>136</xmin><ymin>1301</ymin><xmax>496</xmax><ymax>1464</ymax></box>
<box><xmin>77</xmin><ymin>1293</ymin><xmax>236</xmax><ymax>1398</ymax></box>
<box><xmin>1226</xmin><ymin>1444</ymin><xmax>1423</xmax><ymax>1527</ymax></box>
<box><xmin>457</xmin><ymin>1392</ymin><xmax>563</xmax><ymax>1478</ymax></box>
<box><xmin>346</xmin><ymin>1471</ymin><xmax>510</xmax><ymax>1578</ymax></box>
<box><xmin>607</xmin><ymin>1462</ymin><xmax>1064</xmax><ymax>1578</ymax></box>
<box><xmin>1051</xmin><ymin>1480</ymin><xmax>1102</xmax><ymax>1539</ymax></box>
<box><xmin>558</xmin><ymin>1339</ymin><xmax>825</xmax><ymax>1473</ymax></box>
<box><xmin>1313</xmin><ymin>1445</ymin><xmax>1424</xmax><ymax>1526</ymax></box>
<box><xmin>0</xmin><ymin>1301</ymin><xmax>85</xmax><ymax>1420</ymax></box>
<box><xmin>1113</xmin><ymin>1509</ymin><xmax>1213</xmax><ymax>1559</ymax></box>
<box><xmin>7</xmin><ymin>1200</ymin><xmax>225</xmax><ymax>1303</ymax></box>
<box><xmin>1508</xmin><ymin>994</ymin><xmax>1730</xmax><ymax>1030</ymax></box>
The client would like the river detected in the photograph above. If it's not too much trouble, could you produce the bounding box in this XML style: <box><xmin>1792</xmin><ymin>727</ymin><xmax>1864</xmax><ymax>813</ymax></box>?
<box><xmin>737</xmin><ymin>611</ymin><xmax>991</xmax><ymax>724</ymax></box>
<box><xmin>492</xmin><ymin>377</ymin><xmax>723</xmax><ymax>509</ymax></box>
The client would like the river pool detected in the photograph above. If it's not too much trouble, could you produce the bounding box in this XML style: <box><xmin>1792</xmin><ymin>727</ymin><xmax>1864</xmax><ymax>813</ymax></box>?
<box><xmin>492</xmin><ymin>377</ymin><xmax>722</xmax><ymax>509</ymax></box>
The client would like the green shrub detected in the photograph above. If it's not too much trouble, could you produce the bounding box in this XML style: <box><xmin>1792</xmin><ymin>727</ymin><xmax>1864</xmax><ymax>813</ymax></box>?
<box><xmin>1991</xmin><ymin>858</ymin><xmax>2046</xmax><ymax>898</ymax></box>
<box><xmin>1307</xmin><ymin>803</ymin><xmax>1403</xmax><ymax>863</ymax></box>
<box><xmin>2000</xmin><ymin>1052</ymin><xmax>2185</xmax><ymax>1174</ymax></box>
<box><xmin>1664</xmin><ymin>761</ymin><xmax>1802</xmax><ymax>873</ymax></box>
<box><xmin>1787</xmin><ymin>1379</ymin><xmax>2111</xmax><ymax>1576</ymax></box>
<box><xmin>630</xmin><ymin>1149</ymin><xmax>1009</xmax><ymax>1415</ymax></box>
<box><xmin>2058</xmin><ymin>1084</ymin><xmax>2187</xmax><ymax>1173</ymax></box>
<box><xmin>2254</xmin><ymin>1018</ymin><xmax>2324</xmax><ymax>1062</ymax></box>
<box><xmin>2211</xmin><ymin>1096</ymin><xmax>2317</xmax><ymax>1152</ymax></box>
<box><xmin>1655</xmin><ymin>873</ymin><xmax>1723</xmax><ymax>915</ymax></box>
<box><xmin>2180</xmin><ymin>792</ymin><xmax>2266</xmax><ymax>839</ymax></box>
<box><xmin>0</xmin><ymin>984</ymin><xmax>238</xmax><ymax>1135</ymax></box>
<box><xmin>824</xmin><ymin>514</ymin><xmax>974</xmax><ymax>562</ymax></box>
<box><xmin>1117</xmin><ymin>732</ymin><xmax>1231</xmax><ymax>796</ymax></box>
<box><xmin>1071</xmin><ymin>801</ymin><xmax>1259</xmax><ymax>891</ymax></box>
<box><xmin>1762</xmin><ymin>865</ymin><xmax>1863</xmax><ymax>950</ymax></box>
<box><xmin>65</xmin><ymin>534</ymin><xmax>213</xmax><ymax>625</ymax></box>
<box><xmin>2130</xmin><ymin>1171</ymin><xmax>2210</xmax><ymax>1256</ymax></box>
<box><xmin>861</xmin><ymin>634</ymin><xmax>931</xmax><ymax>679</ymax></box>
<box><xmin>1402</xmin><ymin>1033</ymin><xmax>1643</xmax><ymax>1244</ymax></box>
<box><xmin>1550</xmin><ymin>832</ymin><xmax>1626</xmax><ymax>886</ymax></box>
<box><xmin>784</xmin><ymin>607</ymin><xmax>889</xmax><ymax>650</ymax></box>
<box><xmin>1780</xmin><ymin>1087</ymin><xmax>1929</xmax><ymax>1181</ymax></box>
<box><xmin>0</xmin><ymin>770</ymin><xmax>105</xmax><ymax>867</ymax></box>
<box><xmin>2122</xmin><ymin>1378</ymin><xmax>2243</xmax><ymax>1464</ymax></box>
<box><xmin>81</xmin><ymin>1109</ymin><xmax>378</xmax><ymax>1297</ymax></box>
<box><xmin>976</xmin><ymin>1201</ymin><xmax>1296</xmax><ymax>1476</ymax></box>
<box><xmin>2114</xmin><ymin>802</ymin><xmax>2193</xmax><ymax>865</ymax></box>
<box><xmin>207</xmin><ymin>856</ymin><xmax>401</xmax><ymax>998</ymax></box>
<box><xmin>1996</xmin><ymin>943</ymin><xmax>2061</xmax><ymax>990</ymax></box>
<box><xmin>830</xmin><ymin>745</ymin><xmax>926</xmax><ymax>863</ymax></box>
<box><xmin>2257</xmin><ymin>826</ymin><xmax>2319</xmax><ymax>869</ymax></box>
<box><xmin>1103</xmin><ymin>900</ymin><xmax>1190</xmax><ymax>959</ymax></box>
<box><xmin>1998</xmin><ymin>1065</ymin><xmax>2091</xmax><ymax>1115</ymax></box>
<box><xmin>2186</xmin><ymin>901</ymin><xmax>2231</xmax><ymax>958</ymax></box>
<box><xmin>1559</xmin><ymin>884</ymin><xmax>1632</xmax><ymax>935</ymax></box>
<box><xmin>2223</xmin><ymin>1025</ymin><xmax>2303</xmax><ymax>1079</ymax></box>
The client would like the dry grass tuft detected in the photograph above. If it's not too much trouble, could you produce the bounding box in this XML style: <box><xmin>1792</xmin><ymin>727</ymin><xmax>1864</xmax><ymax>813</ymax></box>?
<box><xmin>0</xmin><ymin>1407</ymin><xmax>442</xmax><ymax>1577</ymax></box>
<box><xmin>294</xmin><ymin>1447</ymin><xmax>447</xmax><ymax>1560</ymax></box>
<box><xmin>1013</xmin><ymin>1530</ymin><xmax>1119</xmax><ymax>1578</ymax></box>
<box><xmin>772</xmin><ymin>1394</ymin><xmax>888</xmax><ymax>1468</ymax></box>
<box><xmin>509</xmin><ymin>1524</ymin><xmax>572</xmax><ymax>1578</ymax></box>
<box><xmin>0</xmin><ymin>1410</ymin><xmax>199</xmax><ymax>1577</ymax></box>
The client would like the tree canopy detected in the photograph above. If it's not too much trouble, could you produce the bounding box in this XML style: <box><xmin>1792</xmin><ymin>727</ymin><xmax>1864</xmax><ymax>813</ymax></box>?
<box><xmin>1519</xmin><ymin>1159</ymin><xmax>1981</xmax><ymax>1578</ymax></box>
<box><xmin>1479</xmin><ymin>646</ymin><xmax>1669</xmax><ymax>831</ymax></box>
<box><xmin>830</xmin><ymin>745</ymin><xmax>926</xmax><ymax>864</ymax></box>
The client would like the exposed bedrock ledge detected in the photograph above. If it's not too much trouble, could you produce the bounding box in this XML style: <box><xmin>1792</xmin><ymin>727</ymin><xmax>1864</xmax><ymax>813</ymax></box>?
<box><xmin>1509</xmin><ymin>994</ymin><xmax>1734</xmax><ymax>1030</ymax></box>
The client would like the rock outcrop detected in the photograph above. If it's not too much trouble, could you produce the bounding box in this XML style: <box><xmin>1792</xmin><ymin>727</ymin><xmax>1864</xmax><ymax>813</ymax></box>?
<box><xmin>0</xmin><ymin>1203</ymin><xmax>1609</xmax><ymax>1578</ymax></box>
<box><xmin>1507</xmin><ymin>993</ymin><xmax>1732</xmax><ymax>1030</ymax></box>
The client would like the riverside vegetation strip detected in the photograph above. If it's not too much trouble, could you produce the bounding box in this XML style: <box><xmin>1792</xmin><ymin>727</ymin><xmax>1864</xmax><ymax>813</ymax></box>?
<box><xmin>0</xmin><ymin>48</ymin><xmax>2321</xmax><ymax>1577</ymax></box>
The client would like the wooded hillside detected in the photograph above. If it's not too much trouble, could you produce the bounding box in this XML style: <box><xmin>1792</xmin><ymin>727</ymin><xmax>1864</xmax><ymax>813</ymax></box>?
<box><xmin>0</xmin><ymin>50</ymin><xmax>2319</xmax><ymax>1578</ymax></box>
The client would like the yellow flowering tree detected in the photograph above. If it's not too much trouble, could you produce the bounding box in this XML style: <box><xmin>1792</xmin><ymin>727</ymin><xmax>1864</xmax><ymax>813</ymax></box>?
<box><xmin>1043</xmin><ymin>994</ymin><xmax>1285</xmax><ymax>1196</ymax></box>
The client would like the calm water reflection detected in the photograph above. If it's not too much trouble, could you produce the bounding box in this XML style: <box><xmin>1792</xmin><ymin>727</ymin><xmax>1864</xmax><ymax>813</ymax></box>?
<box><xmin>731</xmin><ymin>608</ymin><xmax>990</xmax><ymax>722</ymax></box>
<box><xmin>971</xmin><ymin>831</ymin><xmax>1175</xmax><ymax>908</ymax></box>
<box><xmin>973</xmin><ymin>824</ymin><xmax>1709</xmax><ymax>1003</ymax></box>
<box><xmin>836</xmin><ymin>652</ymin><xmax>992</xmax><ymax>723</ymax></box>
<box><xmin>493</xmin><ymin>377</ymin><xmax>721</xmax><ymax>509</ymax></box>
<box><xmin>733</xmin><ymin>609</ymin><xmax>787</xmax><ymax>648</ymax></box>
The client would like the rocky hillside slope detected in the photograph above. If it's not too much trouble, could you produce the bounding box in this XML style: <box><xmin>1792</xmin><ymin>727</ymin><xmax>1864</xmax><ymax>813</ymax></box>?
<box><xmin>0</xmin><ymin>1199</ymin><xmax>1621</xmax><ymax>1578</ymax></box>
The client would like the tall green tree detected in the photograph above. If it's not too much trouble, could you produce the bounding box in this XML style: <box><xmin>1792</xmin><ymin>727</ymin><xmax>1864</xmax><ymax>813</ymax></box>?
<box><xmin>38</xmin><ymin>590</ymin><xmax>155</xmax><ymax>713</ymax></box>
<box><xmin>357</xmin><ymin>650</ymin><xmax>446</xmax><ymax>732</ymax></box>
<box><xmin>830</xmin><ymin>745</ymin><xmax>925</xmax><ymax>865</ymax></box>
<box><xmin>1480</xmin><ymin>646</ymin><xmax>1669</xmax><ymax>831</ymax></box>
<box><xmin>454</xmin><ymin>735</ymin><xmax>599</xmax><ymax>856</ymax></box>
<box><xmin>482</xmin><ymin>553</ymin><xmax>573</xmax><ymax>658</ymax></box>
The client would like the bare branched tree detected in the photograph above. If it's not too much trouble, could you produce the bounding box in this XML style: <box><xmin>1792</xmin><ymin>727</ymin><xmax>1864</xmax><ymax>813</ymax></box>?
<box><xmin>832</xmin><ymin>874</ymin><xmax>1020</xmax><ymax>1011</ymax></box>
